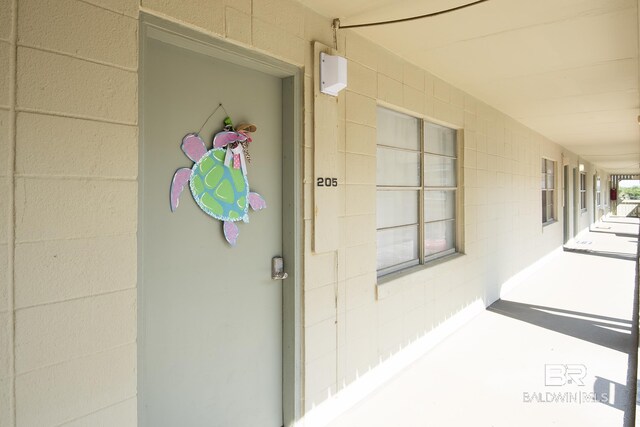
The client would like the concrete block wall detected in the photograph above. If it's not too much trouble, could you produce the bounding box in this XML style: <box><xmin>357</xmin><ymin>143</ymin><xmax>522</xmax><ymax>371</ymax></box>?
<box><xmin>0</xmin><ymin>0</ymin><xmax>13</xmax><ymax>425</ymax></box>
<box><xmin>0</xmin><ymin>0</ymin><xmax>600</xmax><ymax>425</ymax></box>
<box><xmin>2</xmin><ymin>0</ymin><xmax>139</xmax><ymax>425</ymax></box>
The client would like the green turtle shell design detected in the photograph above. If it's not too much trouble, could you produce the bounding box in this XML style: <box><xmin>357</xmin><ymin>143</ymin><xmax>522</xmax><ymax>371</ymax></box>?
<box><xmin>189</xmin><ymin>148</ymin><xmax>249</xmax><ymax>222</ymax></box>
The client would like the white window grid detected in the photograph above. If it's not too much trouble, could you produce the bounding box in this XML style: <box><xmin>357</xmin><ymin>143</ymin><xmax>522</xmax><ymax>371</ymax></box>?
<box><xmin>376</xmin><ymin>107</ymin><xmax>459</xmax><ymax>277</ymax></box>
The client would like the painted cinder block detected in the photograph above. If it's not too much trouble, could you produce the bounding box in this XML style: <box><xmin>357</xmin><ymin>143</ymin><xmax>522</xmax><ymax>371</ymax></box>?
<box><xmin>85</xmin><ymin>0</ymin><xmax>138</xmax><ymax>18</ymax></box>
<box><xmin>225</xmin><ymin>6</ymin><xmax>251</xmax><ymax>45</ymax></box>
<box><xmin>16</xmin><ymin>113</ymin><xmax>138</xmax><ymax>178</ymax></box>
<box><xmin>337</xmin><ymin>119</ymin><xmax>347</xmax><ymax>154</ymax></box>
<box><xmin>14</xmin><ymin>178</ymin><xmax>137</xmax><ymax>242</ymax></box>
<box><xmin>403</xmin><ymin>306</ymin><xmax>427</xmax><ymax>341</ymax></box>
<box><xmin>336</xmin><ymin>312</ymin><xmax>347</xmax><ymax>385</ymax></box>
<box><xmin>377</xmin><ymin>290</ymin><xmax>403</xmax><ymax>327</ymax></box>
<box><xmin>253</xmin><ymin>0</ymin><xmax>305</xmax><ymax>38</ymax></box>
<box><xmin>0</xmin><ymin>311</ymin><xmax>9</xmax><ymax>380</ymax></box>
<box><xmin>347</xmin><ymin>60</ymin><xmax>376</xmax><ymax>98</ymax></box>
<box><xmin>15</xmin><ymin>343</ymin><xmax>136</xmax><ymax>427</ymax></box>
<box><xmin>450</xmin><ymin>86</ymin><xmax>465</xmax><ymax>108</ymax></box>
<box><xmin>0</xmin><ymin>378</ymin><xmax>10</xmax><ymax>426</ymax></box>
<box><xmin>142</xmin><ymin>0</ymin><xmax>224</xmax><ymax>36</ymax></box>
<box><xmin>0</xmin><ymin>0</ymin><xmax>11</xmax><ymax>42</ymax></box>
<box><xmin>0</xmin><ymin>41</ymin><xmax>9</xmax><ymax>108</ymax></box>
<box><xmin>345</xmin><ymin>122</ymin><xmax>375</xmax><ymax>156</ymax></box>
<box><xmin>303</xmin><ymin>74</ymin><xmax>313</xmax><ymax>118</ymax></box>
<box><xmin>0</xmin><ymin>109</ymin><xmax>9</xmax><ymax>176</ymax></box>
<box><xmin>343</xmin><ymin>214</ymin><xmax>375</xmax><ymax>248</ymax></box>
<box><xmin>17</xmin><ymin>48</ymin><xmax>137</xmax><ymax>124</ymax></box>
<box><xmin>0</xmin><ymin>178</ymin><xmax>7</xmax><ymax>244</ymax></box>
<box><xmin>304</xmin><ymin>251</ymin><xmax>336</xmax><ymax>290</ymax></box>
<box><xmin>345</xmin><ymin>242</ymin><xmax>375</xmax><ymax>279</ymax></box>
<box><xmin>377</xmin><ymin>49</ymin><xmax>403</xmax><ymax>80</ymax></box>
<box><xmin>58</xmin><ymin>397</ymin><xmax>137</xmax><ymax>427</ymax></box>
<box><xmin>304</xmin><ymin>42</ymin><xmax>314</xmax><ymax>78</ymax></box>
<box><xmin>345</xmin><ymin>91</ymin><xmax>376</xmax><ymax>127</ymax></box>
<box><xmin>252</xmin><ymin>18</ymin><xmax>305</xmax><ymax>66</ymax></box>
<box><xmin>477</xmin><ymin>132</ymin><xmax>487</xmax><ymax>153</ymax></box>
<box><xmin>477</xmin><ymin>151</ymin><xmax>488</xmax><ymax>170</ymax></box>
<box><xmin>345</xmin><ymin>184</ymin><xmax>375</xmax><ymax>216</ymax></box>
<box><xmin>303</xmin><ymin>146</ymin><xmax>313</xmax><ymax>185</ymax></box>
<box><xmin>345</xmin><ymin>32</ymin><xmax>378</xmax><ymax>71</ymax></box>
<box><xmin>345</xmin><ymin>153</ymin><xmax>375</xmax><ymax>185</ymax></box>
<box><xmin>403</xmin><ymin>63</ymin><xmax>424</xmax><ymax>91</ymax></box>
<box><xmin>464</xmin><ymin>94</ymin><xmax>477</xmax><ymax>113</ymax></box>
<box><xmin>402</xmin><ymin>281</ymin><xmax>426</xmax><ymax>314</ymax></box>
<box><xmin>377</xmin><ymin>74</ymin><xmax>403</xmax><ymax>107</ymax></box>
<box><xmin>304</xmin><ymin>283</ymin><xmax>336</xmax><ymax>327</ymax></box>
<box><xmin>0</xmin><ymin>244</ymin><xmax>7</xmax><ymax>312</ymax></box>
<box><xmin>345</xmin><ymin>331</ymin><xmax>377</xmax><ymax>378</ymax></box>
<box><xmin>304</xmin><ymin>110</ymin><xmax>313</xmax><ymax>148</ymax></box>
<box><xmin>15</xmin><ymin>234</ymin><xmax>136</xmax><ymax>308</ymax></box>
<box><xmin>424</xmin><ymin>72</ymin><xmax>435</xmax><ymax>97</ymax></box>
<box><xmin>433</xmin><ymin>77</ymin><xmax>451</xmax><ymax>103</ymax></box>
<box><xmin>403</xmin><ymin>84</ymin><xmax>423</xmax><ymax>114</ymax></box>
<box><xmin>15</xmin><ymin>289</ymin><xmax>136</xmax><ymax>374</ymax></box>
<box><xmin>304</xmin><ymin>351</ymin><xmax>337</xmax><ymax>410</ymax></box>
<box><xmin>304</xmin><ymin>316</ymin><xmax>337</xmax><ymax>363</ymax></box>
<box><xmin>304</xmin><ymin>9</ymin><xmax>333</xmax><ymax>48</ymax></box>
<box><xmin>345</xmin><ymin>302</ymin><xmax>376</xmax><ymax>348</ymax></box>
<box><xmin>432</xmin><ymin>98</ymin><xmax>450</xmax><ymax>124</ymax></box>
<box><xmin>345</xmin><ymin>272</ymin><xmax>376</xmax><ymax>311</ymax></box>
<box><xmin>464</xmin><ymin>111</ymin><xmax>477</xmax><ymax>132</ymax></box>
<box><xmin>304</xmin><ymin>182</ymin><xmax>312</xmax><ymax>220</ymax></box>
<box><xmin>18</xmin><ymin>0</ymin><xmax>138</xmax><ymax>69</ymax></box>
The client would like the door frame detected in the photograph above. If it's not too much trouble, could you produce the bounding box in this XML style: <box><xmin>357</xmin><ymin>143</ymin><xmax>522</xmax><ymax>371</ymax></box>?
<box><xmin>573</xmin><ymin>167</ymin><xmax>580</xmax><ymax>237</ymax></box>
<box><xmin>137</xmin><ymin>14</ymin><xmax>303</xmax><ymax>426</ymax></box>
<box><xmin>563</xmin><ymin>164</ymin><xmax>569</xmax><ymax>244</ymax></box>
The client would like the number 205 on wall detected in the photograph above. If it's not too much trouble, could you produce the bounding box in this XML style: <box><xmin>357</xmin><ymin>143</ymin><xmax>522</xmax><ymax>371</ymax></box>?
<box><xmin>316</xmin><ymin>177</ymin><xmax>338</xmax><ymax>187</ymax></box>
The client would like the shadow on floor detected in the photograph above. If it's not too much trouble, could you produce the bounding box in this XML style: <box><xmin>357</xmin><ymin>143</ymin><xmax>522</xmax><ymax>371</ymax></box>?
<box><xmin>588</xmin><ymin>228</ymin><xmax>639</xmax><ymax>239</ymax></box>
<box><xmin>602</xmin><ymin>219</ymin><xmax>640</xmax><ymax>225</ymax></box>
<box><xmin>593</xmin><ymin>376</ymin><xmax>631</xmax><ymax>412</ymax></box>
<box><xmin>562</xmin><ymin>246</ymin><xmax>637</xmax><ymax>261</ymax></box>
<box><xmin>488</xmin><ymin>300</ymin><xmax>632</xmax><ymax>354</ymax></box>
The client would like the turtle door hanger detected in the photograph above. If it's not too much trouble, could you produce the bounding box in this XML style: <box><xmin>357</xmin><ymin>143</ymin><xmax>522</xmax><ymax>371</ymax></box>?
<box><xmin>170</xmin><ymin>105</ymin><xmax>267</xmax><ymax>246</ymax></box>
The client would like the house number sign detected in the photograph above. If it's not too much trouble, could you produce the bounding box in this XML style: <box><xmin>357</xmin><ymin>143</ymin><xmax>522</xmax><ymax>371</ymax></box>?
<box><xmin>316</xmin><ymin>177</ymin><xmax>338</xmax><ymax>187</ymax></box>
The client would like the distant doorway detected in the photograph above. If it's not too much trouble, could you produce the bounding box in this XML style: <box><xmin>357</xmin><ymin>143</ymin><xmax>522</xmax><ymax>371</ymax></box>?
<box><xmin>563</xmin><ymin>165</ymin><xmax>570</xmax><ymax>243</ymax></box>
<box><xmin>573</xmin><ymin>167</ymin><xmax>580</xmax><ymax>237</ymax></box>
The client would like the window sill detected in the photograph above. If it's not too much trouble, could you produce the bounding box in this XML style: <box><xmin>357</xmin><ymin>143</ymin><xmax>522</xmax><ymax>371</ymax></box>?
<box><xmin>376</xmin><ymin>252</ymin><xmax>465</xmax><ymax>299</ymax></box>
<box><xmin>542</xmin><ymin>219</ymin><xmax>557</xmax><ymax>227</ymax></box>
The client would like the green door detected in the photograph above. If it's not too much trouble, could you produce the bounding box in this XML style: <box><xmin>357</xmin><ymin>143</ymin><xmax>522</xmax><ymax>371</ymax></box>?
<box><xmin>140</xmin><ymin>37</ymin><xmax>283</xmax><ymax>426</ymax></box>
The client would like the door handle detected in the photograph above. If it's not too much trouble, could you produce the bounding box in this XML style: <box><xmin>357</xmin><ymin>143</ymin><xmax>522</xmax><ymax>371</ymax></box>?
<box><xmin>272</xmin><ymin>256</ymin><xmax>288</xmax><ymax>280</ymax></box>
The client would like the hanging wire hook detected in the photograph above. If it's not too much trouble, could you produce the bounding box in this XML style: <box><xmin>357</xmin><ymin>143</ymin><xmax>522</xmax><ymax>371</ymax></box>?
<box><xmin>197</xmin><ymin>103</ymin><xmax>230</xmax><ymax>135</ymax></box>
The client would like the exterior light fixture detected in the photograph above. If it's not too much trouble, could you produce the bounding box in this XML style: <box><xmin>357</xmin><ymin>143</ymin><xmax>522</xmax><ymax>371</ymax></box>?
<box><xmin>320</xmin><ymin>52</ymin><xmax>347</xmax><ymax>96</ymax></box>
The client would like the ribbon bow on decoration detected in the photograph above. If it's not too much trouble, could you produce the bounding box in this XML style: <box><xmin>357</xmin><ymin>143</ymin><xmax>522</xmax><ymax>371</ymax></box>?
<box><xmin>212</xmin><ymin>121</ymin><xmax>257</xmax><ymax>177</ymax></box>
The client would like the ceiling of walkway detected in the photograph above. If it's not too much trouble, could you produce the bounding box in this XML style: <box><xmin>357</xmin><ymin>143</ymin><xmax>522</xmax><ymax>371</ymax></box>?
<box><xmin>299</xmin><ymin>0</ymin><xmax>640</xmax><ymax>174</ymax></box>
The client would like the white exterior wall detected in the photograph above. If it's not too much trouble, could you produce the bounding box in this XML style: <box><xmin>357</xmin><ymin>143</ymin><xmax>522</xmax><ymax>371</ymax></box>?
<box><xmin>0</xmin><ymin>0</ymin><xmax>601</xmax><ymax>425</ymax></box>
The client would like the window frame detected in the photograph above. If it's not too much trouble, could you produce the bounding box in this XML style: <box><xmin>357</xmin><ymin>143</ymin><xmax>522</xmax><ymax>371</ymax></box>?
<box><xmin>579</xmin><ymin>172</ymin><xmax>587</xmax><ymax>211</ymax></box>
<box><xmin>541</xmin><ymin>158</ymin><xmax>556</xmax><ymax>225</ymax></box>
<box><xmin>376</xmin><ymin>106</ymin><xmax>461</xmax><ymax>278</ymax></box>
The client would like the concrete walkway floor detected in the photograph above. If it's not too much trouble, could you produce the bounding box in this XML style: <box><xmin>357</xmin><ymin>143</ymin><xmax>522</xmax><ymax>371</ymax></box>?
<box><xmin>327</xmin><ymin>215</ymin><xmax>639</xmax><ymax>427</ymax></box>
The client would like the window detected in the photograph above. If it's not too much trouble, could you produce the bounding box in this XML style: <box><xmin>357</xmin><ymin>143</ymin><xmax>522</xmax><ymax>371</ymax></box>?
<box><xmin>541</xmin><ymin>159</ymin><xmax>555</xmax><ymax>224</ymax></box>
<box><xmin>376</xmin><ymin>106</ymin><xmax>459</xmax><ymax>277</ymax></box>
<box><xmin>580</xmin><ymin>172</ymin><xmax>587</xmax><ymax>211</ymax></box>
<box><xmin>595</xmin><ymin>176</ymin><xmax>601</xmax><ymax>207</ymax></box>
